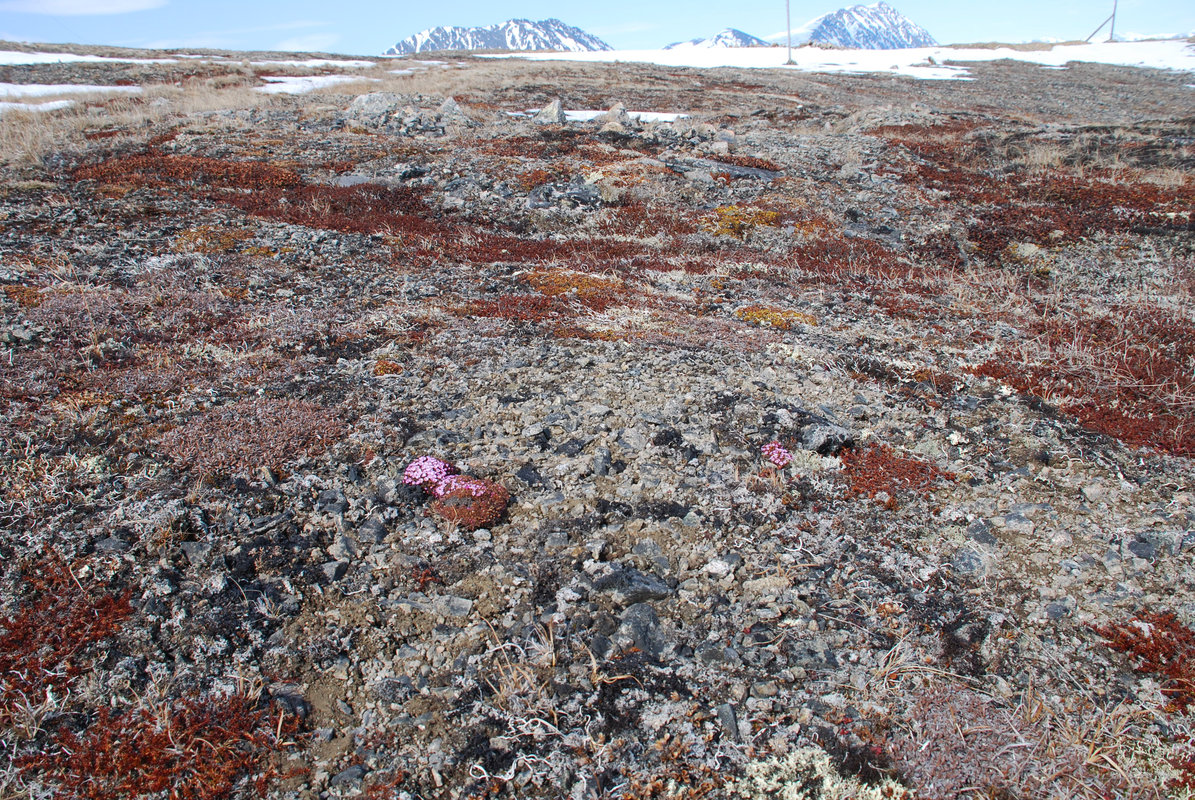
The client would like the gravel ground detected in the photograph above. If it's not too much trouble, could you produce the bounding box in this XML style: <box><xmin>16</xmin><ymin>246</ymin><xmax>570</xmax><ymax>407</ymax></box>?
<box><xmin>1</xmin><ymin>43</ymin><xmax>1193</xmax><ymax>800</ymax></box>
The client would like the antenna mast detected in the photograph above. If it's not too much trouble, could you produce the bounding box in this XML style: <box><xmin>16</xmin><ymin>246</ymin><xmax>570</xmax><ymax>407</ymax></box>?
<box><xmin>1085</xmin><ymin>0</ymin><xmax>1119</xmax><ymax>43</ymax></box>
<box><xmin>786</xmin><ymin>0</ymin><xmax>795</xmax><ymax>64</ymax></box>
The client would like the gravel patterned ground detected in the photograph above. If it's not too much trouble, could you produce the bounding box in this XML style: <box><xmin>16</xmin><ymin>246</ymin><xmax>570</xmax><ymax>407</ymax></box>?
<box><xmin>1</xmin><ymin>44</ymin><xmax>1193</xmax><ymax>800</ymax></box>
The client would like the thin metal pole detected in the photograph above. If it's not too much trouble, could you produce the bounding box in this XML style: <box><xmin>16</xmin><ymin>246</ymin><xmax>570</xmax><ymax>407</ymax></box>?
<box><xmin>1108</xmin><ymin>0</ymin><xmax>1117</xmax><ymax>42</ymax></box>
<box><xmin>786</xmin><ymin>0</ymin><xmax>795</xmax><ymax>64</ymax></box>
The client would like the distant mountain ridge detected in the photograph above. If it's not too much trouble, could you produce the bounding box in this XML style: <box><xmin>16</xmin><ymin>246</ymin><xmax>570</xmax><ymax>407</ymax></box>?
<box><xmin>384</xmin><ymin>18</ymin><xmax>612</xmax><ymax>56</ymax></box>
<box><xmin>665</xmin><ymin>29</ymin><xmax>771</xmax><ymax>50</ymax></box>
<box><xmin>790</xmin><ymin>2</ymin><xmax>937</xmax><ymax>49</ymax></box>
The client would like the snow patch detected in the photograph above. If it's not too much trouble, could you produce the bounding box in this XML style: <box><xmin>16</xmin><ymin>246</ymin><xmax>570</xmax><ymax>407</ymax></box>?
<box><xmin>488</xmin><ymin>39</ymin><xmax>1195</xmax><ymax>81</ymax></box>
<box><xmin>0</xmin><ymin>82</ymin><xmax>143</xmax><ymax>98</ymax></box>
<box><xmin>0</xmin><ymin>50</ymin><xmax>174</xmax><ymax>65</ymax></box>
<box><xmin>255</xmin><ymin>75</ymin><xmax>378</xmax><ymax>94</ymax></box>
<box><xmin>250</xmin><ymin>58</ymin><xmax>376</xmax><ymax>69</ymax></box>
<box><xmin>557</xmin><ymin>109</ymin><xmax>689</xmax><ymax>123</ymax></box>
<box><xmin>0</xmin><ymin>99</ymin><xmax>74</xmax><ymax>114</ymax></box>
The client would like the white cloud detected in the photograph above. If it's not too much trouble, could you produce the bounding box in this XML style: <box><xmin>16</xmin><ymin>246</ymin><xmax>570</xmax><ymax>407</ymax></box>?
<box><xmin>0</xmin><ymin>0</ymin><xmax>165</xmax><ymax>14</ymax></box>
<box><xmin>272</xmin><ymin>32</ymin><xmax>341</xmax><ymax>53</ymax></box>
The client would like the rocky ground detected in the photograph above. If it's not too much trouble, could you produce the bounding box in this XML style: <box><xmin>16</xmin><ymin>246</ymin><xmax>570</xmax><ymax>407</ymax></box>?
<box><xmin>1</xmin><ymin>43</ymin><xmax>1193</xmax><ymax>799</ymax></box>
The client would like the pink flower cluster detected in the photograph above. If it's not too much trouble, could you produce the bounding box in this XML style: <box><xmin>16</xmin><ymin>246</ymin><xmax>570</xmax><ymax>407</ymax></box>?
<box><xmin>762</xmin><ymin>441</ymin><xmax>793</xmax><ymax>468</ymax></box>
<box><xmin>403</xmin><ymin>455</ymin><xmax>512</xmax><ymax>531</ymax></box>
<box><xmin>403</xmin><ymin>457</ymin><xmax>494</xmax><ymax>499</ymax></box>
<box><xmin>432</xmin><ymin>474</ymin><xmax>488</xmax><ymax>499</ymax></box>
<box><xmin>402</xmin><ymin>456</ymin><xmax>456</xmax><ymax>492</ymax></box>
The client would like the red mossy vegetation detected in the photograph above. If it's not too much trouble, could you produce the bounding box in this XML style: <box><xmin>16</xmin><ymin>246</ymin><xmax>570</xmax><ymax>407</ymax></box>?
<box><xmin>73</xmin><ymin>152</ymin><xmax>301</xmax><ymax>190</ymax></box>
<box><xmin>220</xmin><ymin>182</ymin><xmax>440</xmax><ymax>237</ymax></box>
<box><xmin>156</xmin><ymin>397</ymin><xmax>347</xmax><ymax>478</ymax></box>
<box><xmin>21</xmin><ymin>692</ymin><xmax>302</xmax><ymax>800</ymax></box>
<box><xmin>430</xmin><ymin>479</ymin><xmax>510</xmax><ymax>531</ymax></box>
<box><xmin>599</xmin><ymin>199</ymin><xmax>698</xmax><ymax>238</ymax></box>
<box><xmin>1094</xmin><ymin>611</ymin><xmax>1195</xmax><ymax>713</ymax></box>
<box><xmin>972</xmin><ymin>304</ymin><xmax>1195</xmax><ymax>456</ymax></box>
<box><xmin>0</xmin><ymin>560</ymin><xmax>133</xmax><ymax>729</ymax></box>
<box><xmin>1094</xmin><ymin>611</ymin><xmax>1195</xmax><ymax>790</ymax></box>
<box><xmin>840</xmin><ymin>443</ymin><xmax>954</xmax><ymax>504</ymax></box>
<box><xmin>877</xmin><ymin>126</ymin><xmax>1192</xmax><ymax>258</ymax></box>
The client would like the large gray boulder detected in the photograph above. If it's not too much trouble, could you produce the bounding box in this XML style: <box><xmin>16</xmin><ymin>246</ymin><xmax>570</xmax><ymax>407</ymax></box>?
<box><xmin>534</xmin><ymin>98</ymin><xmax>566</xmax><ymax>125</ymax></box>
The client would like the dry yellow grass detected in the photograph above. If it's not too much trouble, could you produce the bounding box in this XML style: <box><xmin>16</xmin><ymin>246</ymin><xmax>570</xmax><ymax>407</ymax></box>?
<box><xmin>0</xmin><ymin>81</ymin><xmax>280</xmax><ymax>166</ymax></box>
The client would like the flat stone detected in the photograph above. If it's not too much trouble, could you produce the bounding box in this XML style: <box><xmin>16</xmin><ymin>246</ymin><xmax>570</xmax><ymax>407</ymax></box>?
<box><xmin>594</xmin><ymin>567</ymin><xmax>672</xmax><ymax>606</ymax></box>
<box><xmin>715</xmin><ymin>703</ymin><xmax>740</xmax><ymax>741</ymax></box>
<box><xmin>951</xmin><ymin>546</ymin><xmax>989</xmax><ymax>578</ymax></box>
<box><xmin>327</xmin><ymin>534</ymin><xmax>357</xmax><ymax>561</ymax></box>
<box><xmin>617</xmin><ymin>603</ymin><xmax>668</xmax><ymax>658</ymax></box>
<box><xmin>1002</xmin><ymin>512</ymin><xmax>1035</xmax><ymax>536</ymax></box>
<box><xmin>438</xmin><ymin>96</ymin><xmax>473</xmax><ymax>125</ymax></box>
<box><xmin>515</xmin><ymin>462</ymin><xmax>546</xmax><ymax>487</ymax></box>
<box><xmin>180</xmin><ymin>540</ymin><xmax>212</xmax><ymax>565</ymax></box>
<box><xmin>1044</xmin><ymin>600</ymin><xmax>1072</xmax><ymax>620</ymax></box>
<box><xmin>330</xmin><ymin>764</ymin><xmax>368</xmax><ymax>788</ymax></box>
<box><xmin>697</xmin><ymin>642</ymin><xmax>725</xmax><ymax>664</ymax></box>
<box><xmin>356</xmin><ymin>516</ymin><xmax>387</xmax><ymax>545</ymax></box>
<box><xmin>321</xmin><ymin>560</ymin><xmax>348</xmax><ymax>581</ymax></box>
<box><xmin>434</xmin><ymin>596</ymin><xmax>474</xmax><ymax>617</ymax></box>
<box><xmin>346</xmin><ymin>92</ymin><xmax>403</xmax><ymax>125</ymax></box>
<box><xmin>967</xmin><ymin>518</ymin><xmax>997</xmax><ymax>545</ymax></box>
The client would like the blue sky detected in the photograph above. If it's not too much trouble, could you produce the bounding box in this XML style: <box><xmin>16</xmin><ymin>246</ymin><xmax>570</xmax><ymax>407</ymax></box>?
<box><xmin>1</xmin><ymin>0</ymin><xmax>1191</xmax><ymax>55</ymax></box>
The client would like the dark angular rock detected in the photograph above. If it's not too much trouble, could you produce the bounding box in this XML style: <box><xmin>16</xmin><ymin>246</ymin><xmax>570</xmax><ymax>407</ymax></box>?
<box><xmin>716</xmin><ymin>703</ymin><xmax>740</xmax><ymax>741</ymax></box>
<box><xmin>357</xmin><ymin>516</ymin><xmax>387</xmax><ymax>546</ymax></box>
<box><xmin>96</xmin><ymin>536</ymin><xmax>129</xmax><ymax>553</ymax></box>
<box><xmin>617</xmin><ymin>603</ymin><xmax>669</xmax><ymax>658</ymax></box>
<box><xmin>331</xmin><ymin>764</ymin><xmax>368</xmax><ymax>788</ymax></box>
<box><xmin>516</xmin><ymin>462</ymin><xmax>546</xmax><ymax>487</ymax></box>
<box><xmin>321</xmin><ymin>560</ymin><xmax>348</xmax><ymax>581</ymax></box>
<box><xmin>594</xmin><ymin>567</ymin><xmax>672</xmax><ymax>606</ymax></box>
<box><xmin>180</xmin><ymin>540</ymin><xmax>212</xmax><ymax>565</ymax></box>
<box><xmin>967</xmin><ymin>518</ymin><xmax>998</xmax><ymax>545</ymax></box>
<box><xmin>317</xmin><ymin>489</ymin><xmax>347</xmax><ymax>515</ymax></box>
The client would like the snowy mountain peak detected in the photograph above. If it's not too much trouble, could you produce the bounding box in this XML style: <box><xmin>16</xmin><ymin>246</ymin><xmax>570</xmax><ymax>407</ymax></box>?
<box><xmin>790</xmin><ymin>2</ymin><xmax>937</xmax><ymax>50</ymax></box>
<box><xmin>664</xmin><ymin>29</ymin><xmax>771</xmax><ymax>50</ymax></box>
<box><xmin>384</xmin><ymin>18</ymin><xmax>612</xmax><ymax>56</ymax></box>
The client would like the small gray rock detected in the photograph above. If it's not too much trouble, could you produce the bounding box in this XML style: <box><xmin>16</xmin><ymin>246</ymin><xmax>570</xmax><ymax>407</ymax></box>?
<box><xmin>435</xmin><ymin>596</ymin><xmax>473</xmax><ymax>617</ymax></box>
<box><xmin>356</xmin><ymin>516</ymin><xmax>387</xmax><ymax>546</ymax></box>
<box><xmin>716</xmin><ymin>703</ymin><xmax>740</xmax><ymax>741</ymax></box>
<box><xmin>601</xmin><ymin>102</ymin><xmax>631</xmax><ymax>126</ymax></box>
<box><xmin>330</xmin><ymin>764</ymin><xmax>368</xmax><ymax>788</ymax></box>
<box><xmin>180</xmin><ymin>540</ymin><xmax>212</xmax><ymax>565</ymax></box>
<box><xmin>321</xmin><ymin>561</ymin><xmax>348</xmax><ymax>581</ymax></box>
<box><xmin>327</xmin><ymin>534</ymin><xmax>357</xmax><ymax>562</ymax></box>
<box><xmin>1127</xmin><ymin>537</ymin><xmax>1156</xmax><ymax>561</ymax></box>
<box><xmin>594</xmin><ymin>567</ymin><xmax>672</xmax><ymax>606</ymax></box>
<box><xmin>591</xmin><ymin>446</ymin><xmax>612</xmax><ymax>477</ymax></box>
<box><xmin>1044</xmin><ymin>600</ymin><xmax>1072</xmax><ymax>620</ymax></box>
<box><xmin>617</xmin><ymin>603</ymin><xmax>669</xmax><ymax>658</ymax></box>
<box><xmin>967</xmin><ymin>519</ymin><xmax>997</xmax><ymax>545</ymax></box>
<box><xmin>317</xmin><ymin>489</ymin><xmax>347</xmax><ymax>515</ymax></box>
<box><xmin>951</xmin><ymin>546</ymin><xmax>989</xmax><ymax>578</ymax></box>
<box><xmin>347</xmin><ymin>92</ymin><xmax>403</xmax><ymax>125</ymax></box>
<box><xmin>1003</xmin><ymin>512</ymin><xmax>1035</xmax><ymax>536</ymax></box>
<box><xmin>96</xmin><ymin>536</ymin><xmax>129</xmax><ymax>553</ymax></box>
<box><xmin>438</xmin><ymin>96</ymin><xmax>473</xmax><ymax>125</ymax></box>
